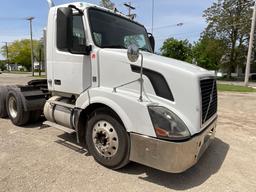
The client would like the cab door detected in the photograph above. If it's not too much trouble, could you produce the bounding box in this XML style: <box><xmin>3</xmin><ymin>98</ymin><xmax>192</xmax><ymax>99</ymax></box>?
<box><xmin>51</xmin><ymin>7</ymin><xmax>92</xmax><ymax>95</ymax></box>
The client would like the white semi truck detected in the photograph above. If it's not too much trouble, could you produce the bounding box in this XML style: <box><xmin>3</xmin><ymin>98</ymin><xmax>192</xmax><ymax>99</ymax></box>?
<box><xmin>0</xmin><ymin>2</ymin><xmax>218</xmax><ymax>173</ymax></box>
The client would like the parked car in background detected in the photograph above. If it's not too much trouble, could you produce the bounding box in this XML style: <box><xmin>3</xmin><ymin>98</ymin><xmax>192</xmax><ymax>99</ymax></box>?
<box><xmin>250</xmin><ymin>73</ymin><xmax>256</xmax><ymax>81</ymax></box>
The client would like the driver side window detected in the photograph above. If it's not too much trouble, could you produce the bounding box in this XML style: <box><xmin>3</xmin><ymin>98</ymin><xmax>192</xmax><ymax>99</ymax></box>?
<box><xmin>71</xmin><ymin>15</ymin><xmax>86</xmax><ymax>52</ymax></box>
<box><xmin>56</xmin><ymin>11</ymin><xmax>86</xmax><ymax>52</ymax></box>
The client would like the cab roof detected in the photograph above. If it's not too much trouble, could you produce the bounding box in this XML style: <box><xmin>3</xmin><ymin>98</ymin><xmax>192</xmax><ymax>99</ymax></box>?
<box><xmin>52</xmin><ymin>2</ymin><xmax>132</xmax><ymax>21</ymax></box>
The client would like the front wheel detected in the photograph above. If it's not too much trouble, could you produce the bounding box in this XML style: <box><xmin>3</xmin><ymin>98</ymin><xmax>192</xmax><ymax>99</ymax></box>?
<box><xmin>86</xmin><ymin>109</ymin><xmax>130</xmax><ymax>170</ymax></box>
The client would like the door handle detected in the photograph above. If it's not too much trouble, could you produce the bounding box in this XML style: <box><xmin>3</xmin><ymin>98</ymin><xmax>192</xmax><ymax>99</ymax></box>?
<box><xmin>54</xmin><ymin>79</ymin><xmax>61</xmax><ymax>85</ymax></box>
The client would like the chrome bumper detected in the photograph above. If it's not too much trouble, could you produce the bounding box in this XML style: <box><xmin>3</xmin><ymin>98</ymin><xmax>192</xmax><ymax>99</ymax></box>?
<box><xmin>129</xmin><ymin>118</ymin><xmax>217</xmax><ymax>173</ymax></box>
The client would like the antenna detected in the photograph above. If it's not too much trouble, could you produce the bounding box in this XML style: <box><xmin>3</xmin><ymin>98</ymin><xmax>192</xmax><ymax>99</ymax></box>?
<box><xmin>46</xmin><ymin>0</ymin><xmax>55</xmax><ymax>8</ymax></box>
<box><xmin>124</xmin><ymin>2</ymin><xmax>136</xmax><ymax>19</ymax></box>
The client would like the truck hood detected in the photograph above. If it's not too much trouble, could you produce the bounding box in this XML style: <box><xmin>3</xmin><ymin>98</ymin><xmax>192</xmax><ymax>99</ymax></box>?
<box><xmin>98</xmin><ymin>49</ymin><xmax>216</xmax><ymax>135</ymax></box>
<box><xmin>141</xmin><ymin>51</ymin><xmax>211</xmax><ymax>76</ymax></box>
<box><xmin>102</xmin><ymin>49</ymin><xmax>213</xmax><ymax>77</ymax></box>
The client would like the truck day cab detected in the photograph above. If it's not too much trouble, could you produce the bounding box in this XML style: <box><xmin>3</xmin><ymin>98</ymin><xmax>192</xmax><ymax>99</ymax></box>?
<box><xmin>0</xmin><ymin>2</ymin><xmax>218</xmax><ymax>173</ymax></box>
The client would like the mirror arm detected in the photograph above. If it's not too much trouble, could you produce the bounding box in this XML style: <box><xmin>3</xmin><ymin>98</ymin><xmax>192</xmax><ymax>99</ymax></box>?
<box><xmin>139</xmin><ymin>53</ymin><xmax>144</xmax><ymax>102</ymax></box>
<box><xmin>113</xmin><ymin>53</ymin><xmax>144</xmax><ymax>102</ymax></box>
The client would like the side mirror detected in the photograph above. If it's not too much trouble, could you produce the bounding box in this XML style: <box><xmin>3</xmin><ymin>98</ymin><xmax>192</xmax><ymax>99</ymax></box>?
<box><xmin>57</xmin><ymin>7</ymin><xmax>73</xmax><ymax>50</ymax></box>
<box><xmin>148</xmin><ymin>33</ymin><xmax>155</xmax><ymax>53</ymax></box>
<box><xmin>127</xmin><ymin>44</ymin><xmax>140</xmax><ymax>62</ymax></box>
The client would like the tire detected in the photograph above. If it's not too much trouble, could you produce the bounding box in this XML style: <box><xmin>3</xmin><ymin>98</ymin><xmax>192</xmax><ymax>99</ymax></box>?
<box><xmin>6</xmin><ymin>89</ymin><xmax>30</xmax><ymax>126</ymax></box>
<box><xmin>86</xmin><ymin>109</ymin><xmax>130</xmax><ymax>170</ymax></box>
<box><xmin>0</xmin><ymin>85</ymin><xmax>17</xmax><ymax>118</ymax></box>
<box><xmin>0</xmin><ymin>86</ymin><xmax>9</xmax><ymax>118</ymax></box>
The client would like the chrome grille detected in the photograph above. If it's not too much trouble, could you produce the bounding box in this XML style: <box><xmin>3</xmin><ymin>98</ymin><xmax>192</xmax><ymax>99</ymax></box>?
<box><xmin>200</xmin><ymin>78</ymin><xmax>218</xmax><ymax>124</ymax></box>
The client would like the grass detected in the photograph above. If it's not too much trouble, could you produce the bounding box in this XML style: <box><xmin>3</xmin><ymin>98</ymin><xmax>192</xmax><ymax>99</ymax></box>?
<box><xmin>217</xmin><ymin>84</ymin><xmax>256</xmax><ymax>93</ymax></box>
<box><xmin>34</xmin><ymin>75</ymin><xmax>46</xmax><ymax>78</ymax></box>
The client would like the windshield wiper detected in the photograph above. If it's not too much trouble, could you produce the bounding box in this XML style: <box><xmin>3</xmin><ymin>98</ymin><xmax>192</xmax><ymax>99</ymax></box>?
<box><xmin>102</xmin><ymin>45</ymin><xmax>126</xmax><ymax>49</ymax></box>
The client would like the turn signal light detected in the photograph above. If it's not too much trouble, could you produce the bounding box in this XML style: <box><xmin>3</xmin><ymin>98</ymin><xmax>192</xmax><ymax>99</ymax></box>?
<box><xmin>155</xmin><ymin>127</ymin><xmax>169</xmax><ymax>137</ymax></box>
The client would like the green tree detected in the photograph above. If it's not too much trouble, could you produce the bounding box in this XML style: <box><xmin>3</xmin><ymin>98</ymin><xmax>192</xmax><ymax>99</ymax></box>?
<box><xmin>160</xmin><ymin>38</ymin><xmax>192</xmax><ymax>62</ymax></box>
<box><xmin>0</xmin><ymin>39</ymin><xmax>40</xmax><ymax>71</ymax></box>
<box><xmin>203</xmin><ymin>0</ymin><xmax>253</xmax><ymax>76</ymax></box>
<box><xmin>34</xmin><ymin>38</ymin><xmax>44</xmax><ymax>63</ymax></box>
<box><xmin>0</xmin><ymin>60</ymin><xmax>7</xmax><ymax>71</ymax></box>
<box><xmin>193</xmin><ymin>36</ymin><xmax>227</xmax><ymax>70</ymax></box>
<box><xmin>99</xmin><ymin>0</ymin><xmax>115</xmax><ymax>9</ymax></box>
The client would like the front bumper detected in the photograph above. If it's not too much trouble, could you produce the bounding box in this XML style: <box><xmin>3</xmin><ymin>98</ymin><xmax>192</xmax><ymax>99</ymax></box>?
<box><xmin>129</xmin><ymin>118</ymin><xmax>217</xmax><ymax>173</ymax></box>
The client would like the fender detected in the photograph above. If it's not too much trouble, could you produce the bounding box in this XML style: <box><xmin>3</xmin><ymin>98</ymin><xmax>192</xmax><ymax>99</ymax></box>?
<box><xmin>88</xmin><ymin>96</ymin><xmax>133</xmax><ymax>132</ymax></box>
<box><xmin>8</xmin><ymin>86</ymin><xmax>46</xmax><ymax>112</ymax></box>
<box><xmin>75</xmin><ymin>88</ymin><xmax>156</xmax><ymax>137</ymax></box>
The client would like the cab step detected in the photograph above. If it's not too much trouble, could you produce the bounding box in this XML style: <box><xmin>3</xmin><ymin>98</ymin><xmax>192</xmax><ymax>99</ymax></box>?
<box><xmin>43</xmin><ymin>121</ymin><xmax>76</xmax><ymax>134</ymax></box>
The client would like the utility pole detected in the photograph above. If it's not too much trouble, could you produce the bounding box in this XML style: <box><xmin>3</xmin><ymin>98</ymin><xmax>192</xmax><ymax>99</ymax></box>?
<box><xmin>124</xmin><ymin>2</ymin><xmax>136</xmax><ymax>19</ymax></box>
<box><xmin>27</xmin><ymin>17</ymin><xmax>35</xmax><ymax>76</ymax></box>
<box><xmin>245</xmin><ymin>1</ymin><xmax>256</xmax><ymax>86</ymax></box>
<box><xmin>151</xmin><ymin>0</ymin><xmax>155</xmax><ymax>34</ymax></box>
<box><xmin>4</xmin><ymin>42</ymin><xmax>9</xmax><ymax>71</ymax></box>
<box><xmin>43</xmin><ymin>28</ymin><xmax>47</xmax><ymax>74</ymax></box>
<box><xmin>39</xmin><ymin>48</ymin><xmax>42</xmax><ymax>77</ymax></box>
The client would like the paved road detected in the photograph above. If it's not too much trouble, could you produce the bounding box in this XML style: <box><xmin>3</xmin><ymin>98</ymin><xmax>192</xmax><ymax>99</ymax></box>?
<box><xmin>0</xmin><ymin>74</ymin><xmax>256</xmax><ymax>192</ymax></box>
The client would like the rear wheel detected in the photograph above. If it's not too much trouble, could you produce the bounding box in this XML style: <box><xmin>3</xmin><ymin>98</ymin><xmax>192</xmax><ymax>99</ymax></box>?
<box><xmin>86</xmin><ymin>109</ymin><xmax>130</xmax><ymax>169</ymax></box>
<box><xmin>0</xmin><ymin>86</ymin><xmax>9</xmax><ymax>118</ymax></box>
<box><xmin>6</xmin><ymin>89</ymin><xmax>30</xmax><ymax>126</ymax></box>
<box><xmin>0</xmin><ymin>85</ymin><xmax>17</xmax><ymax>118</ymax></box>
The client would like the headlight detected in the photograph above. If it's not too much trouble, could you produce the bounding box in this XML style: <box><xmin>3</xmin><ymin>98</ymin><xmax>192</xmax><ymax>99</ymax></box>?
<box><xmin>148</xmin><ymin>106</ymin><xmax>191</xmax><ymax>141</ymax></box>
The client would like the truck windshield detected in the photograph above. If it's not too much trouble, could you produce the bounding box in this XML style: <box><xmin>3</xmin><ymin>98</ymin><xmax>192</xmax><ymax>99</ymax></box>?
<box><xmin>88</xmin><ymin>8</ymin><xmax>152</xmax><ymax>53</ymax></box>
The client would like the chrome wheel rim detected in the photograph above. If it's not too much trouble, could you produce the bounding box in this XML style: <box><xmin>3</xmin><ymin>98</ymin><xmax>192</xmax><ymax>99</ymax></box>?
<box><xmin>92</xmin><ymin>120</ymin><xmax>119</xmax><ymax>158</ymax></box>
<box><xmin>9</xmin><ymin>96</ymin><xmax>17</xmax><ymax>118</ymax></box>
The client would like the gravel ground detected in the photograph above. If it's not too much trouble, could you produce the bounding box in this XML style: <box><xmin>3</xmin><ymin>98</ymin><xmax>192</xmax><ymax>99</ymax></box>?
<box><xmin>0</xmin><ymin>73</ymin><xmax>35</xmax><ymax>86</ymax></box>
<box><xmin>0</xmin><ymin>73</ymin><xmax>256</xmax><ymax>192</ymax></box>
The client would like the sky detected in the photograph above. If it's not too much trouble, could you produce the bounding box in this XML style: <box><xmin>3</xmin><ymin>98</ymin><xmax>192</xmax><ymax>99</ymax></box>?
<box><xmin>0</xmin><ymin>0</ymin><xmax>215</xmax><ymax>59</ymax></box>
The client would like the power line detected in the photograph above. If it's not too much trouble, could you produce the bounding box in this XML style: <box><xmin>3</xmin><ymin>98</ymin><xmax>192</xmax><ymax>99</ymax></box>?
<box><xmin>153</xmin><ymin>21</ymin><xmax>247</xmax><ymax>40</ymax></box>
<box><xmin>155</xmin><ymin>32</ymin><xmax>201</xmax><ymax>41</ymax></box>
<box><xmin>154</xmin><ymin>21</ymin><xmax>249</xmax><ymax>37</ymax></box>
<box><xmin>0</xmin><ymin>17</ymin><xmax>25</xmax><ymax>20</ymax></box>
<box><xmin>0</xmin><ymin>17</ymin><xmax>28</xmax><ymax>20</ymax></box>
<box><xmin>147</xmin><ymin>22</ymin><xmax>184</xmax><ymax>31</ymax></box>
<box><xmin>149</xmin><ymin>1</ymin><xmax>253</xmax><ymax>32</ymax></box>
<box><xmin>0</xmin><ymin>34</ymin><xmax>30</xmax><ymax>37</ymax></box>
<box><xmin>151</xmin><ymin>0</ymin><xmax>154</xmax><ymax>34</ymax></box>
